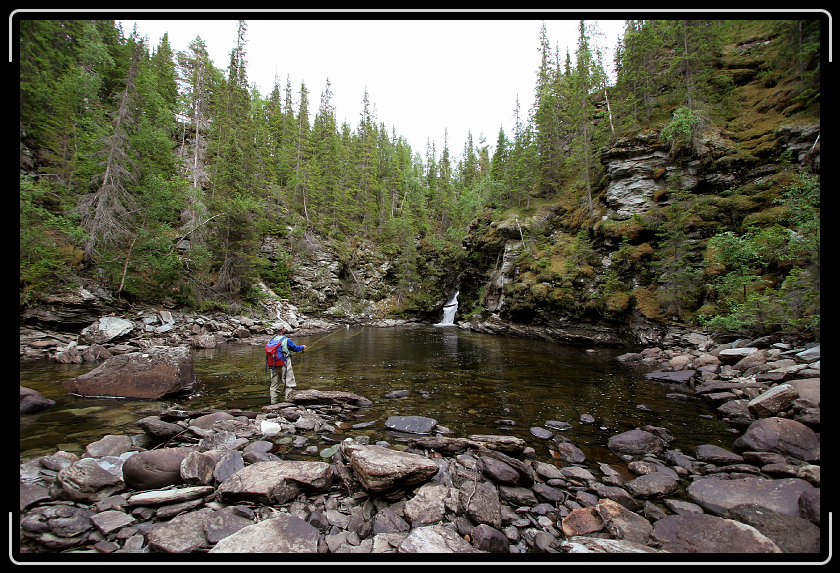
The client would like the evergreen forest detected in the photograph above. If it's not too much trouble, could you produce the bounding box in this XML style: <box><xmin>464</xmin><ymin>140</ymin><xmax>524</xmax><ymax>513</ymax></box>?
<box><xmin>19</xmin><ymin>18</ymin><xmax>821</xmax><ymax>338</ymax></box>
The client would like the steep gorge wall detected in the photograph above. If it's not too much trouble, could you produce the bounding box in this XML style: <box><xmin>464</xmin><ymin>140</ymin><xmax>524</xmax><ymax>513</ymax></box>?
<box><xmin>455</xmin><ymin>118</ymin><xmax>819</xmax><ymax>347</ymax></box>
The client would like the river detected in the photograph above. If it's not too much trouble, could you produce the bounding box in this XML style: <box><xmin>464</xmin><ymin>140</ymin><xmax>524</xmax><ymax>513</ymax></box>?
<box><xmin>19</xmin><ymin>326</ymin><xmax>735</xmax><ymax>466</ymax></box>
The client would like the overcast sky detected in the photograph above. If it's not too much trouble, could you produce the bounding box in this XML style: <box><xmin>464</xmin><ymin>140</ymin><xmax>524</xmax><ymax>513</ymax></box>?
<box><xmin>116</xmin><ymin>14</ymin><xmax>627</xmax><ymax>158</ymax></box>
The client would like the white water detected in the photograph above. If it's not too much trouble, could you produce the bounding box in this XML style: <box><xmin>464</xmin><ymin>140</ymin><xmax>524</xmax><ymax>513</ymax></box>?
<box><xmin>435</xmin><ymin>290</ymin><xmax>459</xmax><ymax>326</ymax></box>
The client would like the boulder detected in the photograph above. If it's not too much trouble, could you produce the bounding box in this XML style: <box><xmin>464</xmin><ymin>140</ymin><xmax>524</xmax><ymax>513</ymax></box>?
<box><xmin>19</xmin><ymin>504</ymin><xmax>96</xmax><ymax>550</ymax></box>
<box><xmin>403</xmin><ymin>483</ymin><xmax>452</xmax><ymax>526</ymax></box>
<box><xmin>83</xmin><ymin>434</ymin><xmax>134</xmax><ymax>458</ymax></box>
<box><xmin>215</xmin><ymin>460</ymin><xmax>333</xmax><ymax>504</ymax></box>
<box><xmin>470</xmin><ymin>523</ymin><xmax>509</xmax><ymax>553</ymax></box>
<box><xmin>787</xmin><ymin>378</ymin><xmax>820</xmax><ymax>405</ymax></box>
<box><xmin>210</xmin><ymin>515</ymin><xmax>321</xmax><ymax>553</ymax></box>
<box><xmin>561</xmin><ymin>507</ymin><xmax>604</xmax><ymax>537</ymax></box>
<box><xmin>202</xmin><ymin>506</ymin><xmax>255</xmax><ymax>545</ymax></box>
<box><xmin>652</xmin><ymin>513</ymin><xmax>782</xmax><ymax>552</ymax></box>
<box><xmin>136</xmin><ymin>415</ymin><xmax>184</xmax><ymax>438</ymax></box>
<box><xmin>458</xmin><ymin>479</ymin><xmax>502</xmax><ymax>529</ymax></box>
<box><xmin>20</xmin><ymin>386</ymin><xmax>55</xmax><ymax>414</ymax></box>
<box><xmin>384</xmin><ymin>415</ymin><xmax>438</xmax><ymax>435</ymax></box>
<box><xmin>287</xmin><ymin>389</ymin><xmax>373</xmax><ymax>408</ymax></box>
<box><xmin>695</xmin><ymin>444</ymin><xmax>744</xmax><ymax>464</ymax></box>
<box><xmin>747</xmin><ymin>384</ymin><xmax>798</xmax><ymax>418</ymax></box>
<box><xmin>732</xmin><ymin>417</ymin><xmax>820</xmax><ymax>462</ymax></box>
<box><xmin>717</xmin><ymin>347</ymin><xmax>760</xmax><ymax>364</ymax></box>
<box><xmin>551</xmin><ymin>440</ymin><xmax>587</xmax><ymax>464</ymax></box>
<box><xmin>56</xmin><ymin>457</ymin><xmax>126</xmax><ymax>502</ymax></box>
<box><xmin>595</xmin><ymin>498</ymin><xmax>653</xmax><ymax>545</ymax></box>
<box><xmin>562</xmin><ymin>536</ymin><xmax>667</xmax><ymax>553</ymax></box>
<box><xmin>624</xmin><ymin>471</ymin><xmax>679</xmax><ymax>498</ymax></box>
<box><xmin>63</xmin><ymin>346</ymin><xmax>196</xmax><ymax>400</ymax></box>
<box><xmin>121</xmin><ymin>447</ymin><xmax>191</xmax><ymax>490</ymax></box>
<box><xmin>606</xmin><ymin>429</ymin><xmax>665</xmax><ymax>457</ymax></box>
<box><xmin>189</xmin><ymin>411</ymin><xmax>237</xmax><ymax>429</ymax></box>
<box><xmin>644</xmin><ymin>369</ymin><xmax>696</xmax><ymax>383</ymax></box>
<box><xmin>687</xmin><ymin>477</ymin><xmax>813</xmax><ymax>517</ymax></box>
<box><xmin>127</xmin><ymin>486</ymin><xmax>214</xmax><ymax>506</ymax></box>
<box><xmin>146</xmin><ymin>507</ymin><xmax>215</xmax><ymax>553</ymax></box>
<box><xmin>727</xmin><ymin>504</ymin><xmax>821</xmax><ymax>553</ymax></box>
<box><xmin>342</xmin><ymin>443</ymin><xmax>439</xmax><ymax>492</ymax></box>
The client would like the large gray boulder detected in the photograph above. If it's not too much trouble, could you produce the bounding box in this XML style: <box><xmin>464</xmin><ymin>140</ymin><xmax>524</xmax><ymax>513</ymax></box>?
<box><xmin>606</xmin><ymin>429</ymin><xmax>665</xmax><ymax>457</ymax></box>
<box><xmin>209</xmin><ymin>515</ymin><xmax>320</xmax><ymax>553</ymax></box>
<box><xmin>732</xmin><ymin>417</ymin><xmax>820</xmax><ymax>462</ymax></box>
<box><xmin>215</xmin><ymin>460</ymin><xmax>333</xmax><ymax>505</ymax></box>
<box><xmin>687</xmin><ymin>477</ymin><xmax>814</xmax><ymax>517</ymax></box>
<box><xmin>63</xmin><ymin>346</ymin><xmax>196</xmax><ymax>399</ymax></box>
<box><xmin>652</xmin><ymin>513</ymin><xmax>782</xmax><ymax>553</ymax></box>
<box><xmin>385</xmin><ymin>415</ymin><xmax>438</xmax><ymax>435</ymax></box>
<box><xmin>341</xmin><ymin>443</ymin><xmax>439</xmax><ymax>493</ymax></box>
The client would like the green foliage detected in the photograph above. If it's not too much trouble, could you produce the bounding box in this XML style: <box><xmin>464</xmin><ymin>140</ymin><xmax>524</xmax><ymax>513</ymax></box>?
<box><xmin>19</xmin><ymin>176</ymin><xmax>86</xmax><ymax>301</ymax></box>
<box><xmin>660</xmin><ymin>106</ymin><xmax>700</xmax><ymax>147</ymax></box>
<box><xmin>651</xmin><ymin>189</ymin><xmax>702</xmax><ymax>319</ymax></box>
<box><xmin>699</xmin><ymin>173</ymin><xmax>819</xmax><ymax>334</ymax></box>
<box><xmin>256</xmin><ymin>249</ymin><xmax>292</xmax><ymax>299</ymax></box>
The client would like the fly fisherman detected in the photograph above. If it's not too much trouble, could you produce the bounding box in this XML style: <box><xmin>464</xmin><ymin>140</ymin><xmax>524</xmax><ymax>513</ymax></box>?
<box><xmin>266</xmin><ymin>328</ymin><xmax>306</xmax><ymax>404</ymax></box>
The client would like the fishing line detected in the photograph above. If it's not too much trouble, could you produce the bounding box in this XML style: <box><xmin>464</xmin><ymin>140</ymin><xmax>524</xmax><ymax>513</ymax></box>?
<box><xmin>295</xmin><ymin>326</ymin><xmax>365</xmax><ymax>371</ymax></box>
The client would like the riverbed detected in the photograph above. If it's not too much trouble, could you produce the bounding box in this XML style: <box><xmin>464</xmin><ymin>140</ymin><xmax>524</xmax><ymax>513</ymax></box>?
<box><xmin>19</xmin><ymin>326</ymin><xmax>734</xmax><ymax>465</ymax></box>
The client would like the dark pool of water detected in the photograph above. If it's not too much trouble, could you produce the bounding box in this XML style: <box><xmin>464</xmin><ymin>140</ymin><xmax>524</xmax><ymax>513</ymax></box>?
<box><xmin>19</xmin><ymin>326</ymin><xmax>735</xmax><ymax>467</ymax></box>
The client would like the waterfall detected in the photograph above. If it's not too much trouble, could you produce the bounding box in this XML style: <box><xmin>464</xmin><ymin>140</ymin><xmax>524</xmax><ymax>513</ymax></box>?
<box><xmin>435</xmin><ymin>290</ymin><xmax>459</xmax><ymax>326</ymax></box>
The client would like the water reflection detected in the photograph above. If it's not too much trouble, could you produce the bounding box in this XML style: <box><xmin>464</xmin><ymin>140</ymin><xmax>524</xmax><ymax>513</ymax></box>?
<box><xmin>19</xmin><ymin>326</ymin><xmax>734</xmax><ymax>465</ymax></box>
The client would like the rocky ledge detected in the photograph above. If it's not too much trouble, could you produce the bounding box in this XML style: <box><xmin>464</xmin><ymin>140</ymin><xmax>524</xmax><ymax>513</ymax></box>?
<box><xmin>19</xmin><ymin>373</ymin><xmax>821</xmax><ymax>557</ymax></box>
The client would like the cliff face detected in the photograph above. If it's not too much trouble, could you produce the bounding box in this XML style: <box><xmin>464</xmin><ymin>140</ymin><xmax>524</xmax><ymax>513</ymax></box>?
<box><xmin>451</xmin><ymin>26</ymin><xmax>821</xmax><ymax>346</ymax></box>
<box><xmin>455</xmin><ymin>116</ymin><xmax>819</xmax><ymax>345</ymax></box>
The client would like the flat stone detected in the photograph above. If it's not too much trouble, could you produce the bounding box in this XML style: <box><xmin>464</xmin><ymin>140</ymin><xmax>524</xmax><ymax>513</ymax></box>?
<box><xmin>127</xmin><ymin>486</ymin><xmax>215</xmax><ymax>506</ymax></box>
<box><xmin>687</xmin><ymin>477</ymin><xmax>813</xmax><ymax>517</ymax></box>
<box><xmin>209</xmin><ymin>515</ymin><xmax>320</xmax><ymax>553</ymax></box>
<box><xmin>695</xmin><ymin>444</ymin><xmax>744</xmax><ymax>464</ymax></box>
<box><xmin>652</xmin><ymin>513</ymin><xmax>781</xmax><ymax>553</ymax></box>
<box><xmin>384</xmin><ymin>415</ymin><xmax>438</xmax><ymax>435</ymax></box>
<box><xmin>645</xmin><ymin>369</ymin><xmax>696</xmax><ymax>383</ymax></box>
<box><xmin>398</xmin><ymin>524</ymin><xmax>481</xmax><ymax>553</ymax></box>
<box><xmin>90</xmin><ymin>509</ymin><xmax>135</xmax><ymax>535</ymax></box>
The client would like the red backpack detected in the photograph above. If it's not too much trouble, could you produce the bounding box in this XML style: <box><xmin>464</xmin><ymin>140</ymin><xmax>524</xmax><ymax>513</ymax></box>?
<box><xmin>265</xmin><ymin>335</ymin><xmax>287</xmax><ymax>372</ymax></box>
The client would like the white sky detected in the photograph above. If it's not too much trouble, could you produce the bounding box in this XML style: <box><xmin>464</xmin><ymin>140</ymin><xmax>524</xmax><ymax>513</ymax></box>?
<box><xmin>116</xmin><ymin>14</ymin><xmax>627</xmax><ymax>158</ymax></box>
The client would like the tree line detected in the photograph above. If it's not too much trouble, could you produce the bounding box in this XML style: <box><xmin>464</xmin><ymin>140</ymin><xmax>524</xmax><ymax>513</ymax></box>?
<box><xmin>19</xmin><ymin>18</ymin><xmax>820</xmax><ymax>334</ymax></box>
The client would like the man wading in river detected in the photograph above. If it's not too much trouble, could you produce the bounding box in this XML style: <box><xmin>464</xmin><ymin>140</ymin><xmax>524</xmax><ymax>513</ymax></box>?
<box><xmin>266</xmin><ymin>329</ymin><xmax>306</xmax><ymax>404</ymax></box>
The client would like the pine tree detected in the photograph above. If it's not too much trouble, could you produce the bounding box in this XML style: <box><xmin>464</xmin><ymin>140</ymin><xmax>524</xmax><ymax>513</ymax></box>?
<box><xmin>567</xmin><ymin>21</ymin><xmax>610</xmax><ymax>219</ymax></box>
<box><xmin>206</xmin><ymin>20</ymin><xmax>260</xmax><ymax>296</ymax></box>
<box><xmin>292</xmin><ymin>81</ymin><xmax>311</xmax><ymax>223</ymax></box>
<box><xmin>532</xmin><ymin>23</ymin><xmax>561</xmax><ymax>197</ymax></box>
<box><xmin>76</xmin><ymin>39</ymin><xmax>142</xmax><ymax>264</ymax></box>
<box><xmin>614</xmin><ymin>20</ymin><xmax>664</xmax><ymax>126</ymax></box>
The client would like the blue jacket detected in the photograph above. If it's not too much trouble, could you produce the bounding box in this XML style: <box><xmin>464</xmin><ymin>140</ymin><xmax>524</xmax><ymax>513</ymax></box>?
<box><xmin>283</xmin><ymin>337</ymin><xmax>305</xmax><ymax>354</ymax></box>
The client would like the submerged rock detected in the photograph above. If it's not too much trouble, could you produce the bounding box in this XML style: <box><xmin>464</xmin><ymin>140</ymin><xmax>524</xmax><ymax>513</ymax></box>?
<box><xmin>62</xmin><ymin>346</ymin><xmax>196</xmax><ymax>400</ymax></box>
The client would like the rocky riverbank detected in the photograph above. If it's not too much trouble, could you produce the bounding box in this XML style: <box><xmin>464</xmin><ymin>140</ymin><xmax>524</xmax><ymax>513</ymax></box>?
<box><xmin>19</xmin><ymin>295</ymin><xmax>344</xmax><ymax>364</ymax></box>
<box><xmin>18</xmin><ymin>292</ymin><xmax>822</xmax><ymax>558</ymax></box>
<box><xmin>18</xmin><ymin>333</ymin><xmax>822</xmax><ymax>558</ymax></box>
